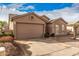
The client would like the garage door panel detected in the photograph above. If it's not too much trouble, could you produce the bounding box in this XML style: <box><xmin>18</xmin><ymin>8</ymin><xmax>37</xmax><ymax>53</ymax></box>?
<box><xmin>16</xmin><ymin>23</ymin><xmax>44</xmax><ymax>39</ymax></box>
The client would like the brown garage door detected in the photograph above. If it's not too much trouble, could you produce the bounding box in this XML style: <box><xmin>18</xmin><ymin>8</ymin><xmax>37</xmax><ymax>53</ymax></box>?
<box><xmin>16</xmin><ymin>23</ymin><xmax>44</xmax><ymax>39</ymax></box>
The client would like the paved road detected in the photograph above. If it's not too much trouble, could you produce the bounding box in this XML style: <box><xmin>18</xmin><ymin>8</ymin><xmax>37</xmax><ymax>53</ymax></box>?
<box><xmin>15</xmin><ymin>36</ymin><xmax>79</xmax><ymax>56</ymax></box>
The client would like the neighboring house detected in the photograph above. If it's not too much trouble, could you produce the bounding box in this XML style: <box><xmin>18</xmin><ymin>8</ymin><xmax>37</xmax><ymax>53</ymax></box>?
<box><xmin>11</xmin><ymin>12</ymin><xmax>46</xmax><ymax>39</ymax></box>
<box><xmin>66</xmin><ymin>20</ymin><xmax>79</xmax><ymax>35</ymax></box>
<box><xmin>75</xmin><ymin>21</ymin><xmax>79</xmax><ymax>34</ymax></box>
<box><xmin>8</xmin><ymin>14</ymin><xmax>18</xmax><ymax>30</ymax></box>
<box><xmin>67</xmin><ymin>21</ymin><xmax>79</xmax><ymax>35</ymax></box>
<box><xmin>67</xmin><ymin>24</ymin><xmax>74</xmax><ymax>35</ymax></box>
<box><xmin>47</xmin><ymin>18</ymin><xmax>68</xmax><ymax>36</ymax></box>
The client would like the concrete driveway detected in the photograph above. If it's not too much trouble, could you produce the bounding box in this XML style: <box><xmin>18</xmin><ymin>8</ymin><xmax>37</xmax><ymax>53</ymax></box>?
<box><xmin>15</xmin><ymin>36</ymin><xmax>79</xmax><ymax>56</ymax></box>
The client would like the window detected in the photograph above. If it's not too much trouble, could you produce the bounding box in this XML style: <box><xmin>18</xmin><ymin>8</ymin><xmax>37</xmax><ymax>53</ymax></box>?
<box><xmin>62</xmin><ymin>25</ymin><xmax>65</xmax><ymax>31</ymax></box>
<box><xmin>56</xmin><ymin>25</ymin><xmax>59</xmax><ymax>31</ymax></box>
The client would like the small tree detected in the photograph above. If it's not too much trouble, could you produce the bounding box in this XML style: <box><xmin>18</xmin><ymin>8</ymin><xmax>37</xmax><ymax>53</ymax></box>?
<box><xmin>73</xmin><ymin>23</ymin><xmax>79</xmax><ymax>40</ymax></box>
<box><xmin>0</xmin><ymin>21</ymin><xmax>7</xmax><ymax>32</ymax></box>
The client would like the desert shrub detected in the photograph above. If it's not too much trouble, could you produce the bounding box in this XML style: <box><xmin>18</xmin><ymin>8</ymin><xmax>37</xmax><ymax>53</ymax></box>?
<box><xmin>67</xmin><ymin>31</ymin><xmax>72</xmax><ymax>35</ymax></box>
<box><xmin>0</xmin><ymin>34</ymin><xmax>4</xmax><ymax>37</ymax></box>
<box><xmin>50</xmin><ymin>33</ymin><xmax>55</xmax><ymax>37</ymax></box>
<box><xmin>44</xmin><ymin>32</ymin><xmax>49</xmax><ymax>38</ymax></box>
<box><xmin>8</xmin><ymin>32</ymin><xmax>14</xmax><ymax>37</ymax></box>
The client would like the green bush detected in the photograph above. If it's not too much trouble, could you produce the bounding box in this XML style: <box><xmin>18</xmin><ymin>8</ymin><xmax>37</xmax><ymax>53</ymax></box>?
<box><xmin>50</xmin><ymin>33</ymin><xmax>55</xmax><ymax>37</ymax></box>
<box><xmin>0</xmin><ymin>32</ymin><xmax>4</xmax><ymax>37</ymax></box>
<box><xmin>0</xmin><ymin>31</ymin><xmax>14</xmax><ymax>37</ymax></box>
<box><xmin>8</xmin><ymin>33</ymin><xmax>14</xmax><ymax>37</ymax></box>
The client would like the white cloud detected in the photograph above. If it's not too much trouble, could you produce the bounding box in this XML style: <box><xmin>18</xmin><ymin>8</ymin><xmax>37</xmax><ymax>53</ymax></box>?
<box><xmin>7</xmin><ymin>3</ymin><xmax>24</xmax><ymax>9</ymax></box>
<box><xmin>17</xmin><ymin>5</ymin><xmax>35</xmax><ymax>10</ymax></box>
<box><xmin>26</xmin><ymin>5</ymin><xmax>35</xmax><ymax>10</ymax></box>
<box><xmin>35</xmin><ymin>4</ymin><xmax>79</xmax><ymax>24</ymax></box>
<box><xmin>0</xmin><ymin>4</ymin><xmax>35</xmax><ymax>21</ymax></box>
<box><xmin>0</xmin><ymin>4</ymin><xmax>26</xmax><ymax>21</ymax></box>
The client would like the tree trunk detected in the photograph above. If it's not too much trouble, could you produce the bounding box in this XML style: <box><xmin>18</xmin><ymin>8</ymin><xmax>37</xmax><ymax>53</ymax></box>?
<box><xmin>73</xmin><ymin>26</ymin><xmax>77</xmax><ymax>40</ymax></box>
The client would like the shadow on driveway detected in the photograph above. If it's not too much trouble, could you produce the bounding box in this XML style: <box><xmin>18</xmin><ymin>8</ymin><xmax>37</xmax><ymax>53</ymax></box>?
<box><xmin>14</xmin><ymin>42</ymin><xmax>32</xmax><ymax>56</ymax></box>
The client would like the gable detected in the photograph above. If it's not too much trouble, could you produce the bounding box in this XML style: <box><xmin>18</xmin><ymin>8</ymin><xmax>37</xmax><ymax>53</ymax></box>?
<box><xmin>9</xmin><ymin>14</ymin><xmax>18</xmax><ymax>19</ymax></box>
<box><xmin>41</xmin><ymin>15</ymin><xmax>49</xmax><ymax>23</ymax></box>
<box><xmin>49</xmin><ymin>18</ymin><xmax>67</xmax><ymax>25</ymax></box>
<box><xmin>53</xmin><ymin>19</ymin><xmax>67</xmax><ymax>25</ymax></box>
<box><xmin>13</xmin><ymin>13</ymin><xmax>45</xmax><ymax>24</ymax></box>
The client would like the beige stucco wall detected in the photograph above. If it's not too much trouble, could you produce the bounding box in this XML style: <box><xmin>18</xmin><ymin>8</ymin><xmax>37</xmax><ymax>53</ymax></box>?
<box><xmin>9</xmin><ymin>20</ymin><xmax>13</xmax><ymax>30</ymax></box>
<box><xmin>47</xmin><ymin>23</ymin><xmax>55</xmax><ymax>34</ymax></box>
<box><xmin>9</xmin><ymin>14</ymin><xmax>18</xmax><ymax>30</ymax></box>
<box><xmin>14</xmin><ymin>14</ymin><xmax>45</xmax><ymax>24</ymax></box>
<box><xmin>48</xmin><ymin>19</ymin><xmax>67</xmax><ymax>35</ymax></box>
<box><xmin>10</xmin><ymin>14</ymin><xmax>46</xmax><ymax>30</ymax></box>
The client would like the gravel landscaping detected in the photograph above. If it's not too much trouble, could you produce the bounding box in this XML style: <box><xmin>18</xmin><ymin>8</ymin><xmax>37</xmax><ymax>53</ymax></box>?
<box><xmin>0</xmin><ymin>35</ymin><xmax>32</xmax><ymax>56</ymax></box>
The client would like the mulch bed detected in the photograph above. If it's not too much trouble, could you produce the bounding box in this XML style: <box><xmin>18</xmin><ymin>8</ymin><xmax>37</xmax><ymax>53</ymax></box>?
<box><xmin>0</xmin><ymin>36</ymin><xmax>14</xmax><ymax>42</ymax></box>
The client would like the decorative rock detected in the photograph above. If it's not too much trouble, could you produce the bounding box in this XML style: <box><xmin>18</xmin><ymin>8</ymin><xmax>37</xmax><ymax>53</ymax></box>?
<box><xmin>0</xmin><ymin>42</ymin><xmax>30</xmax><ymax>56</ymax></box>
<box><xmin>0</xmin><ymin>47</ymin><xmax>5</xmax><ymax>56</ymax></box>
<box><xmin>0</xmin><ymin>42</ymin><xmax>20</xmax><ymax>56</ymax></box>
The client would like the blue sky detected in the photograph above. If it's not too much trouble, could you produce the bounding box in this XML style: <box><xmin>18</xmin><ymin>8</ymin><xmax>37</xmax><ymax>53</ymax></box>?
<box><xmin>16</xmin><ymin>3</ymin><xmax>73</xmax><ymax>12</ymax></box>
<box><xmin>0</xmin><ymin>3</ymin><xmax>79</xmax><ymax>23</ymax></box>
<box><xmin>0</xmin><ymin>3</ymin><xmax>73</xmax><ymax>12</ymax></box>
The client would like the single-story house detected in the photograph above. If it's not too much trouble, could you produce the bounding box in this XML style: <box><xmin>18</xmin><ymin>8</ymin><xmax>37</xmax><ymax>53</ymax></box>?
<box><xmin>11</xmin><ymin>12</ymin><xmax>47</xmax><ymax>39</ymax></box>
<box><xmin>47</xmin><ymin>18</ymin><xmax>68</xmax><ymax>36</ymax></box>
<box><xmin>9</xmin><ymin>12</ymin><xmax>69</xmax><ymax>39</ymax></box>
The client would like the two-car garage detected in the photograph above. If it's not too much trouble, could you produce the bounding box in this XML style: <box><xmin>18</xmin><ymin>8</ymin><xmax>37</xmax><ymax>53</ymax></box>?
<box><xmin>16</xmin><ymin>23</ymin><xmax>44</xmax><ymax>39</ymax></box>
